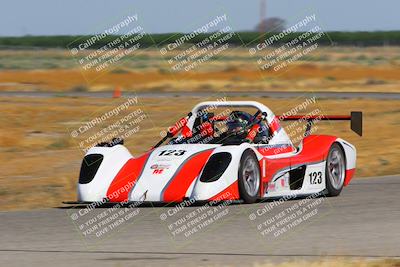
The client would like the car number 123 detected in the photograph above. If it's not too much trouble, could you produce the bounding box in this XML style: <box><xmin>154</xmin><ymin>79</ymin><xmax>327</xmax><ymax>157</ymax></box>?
<box><xmin>309</xmin><ymin>171</ymin><xmax>322</xmax><ymax>184</ymax></box>
<box><xmin>158</xmin><ymin>150</ymin><xmax>186</xmax><ymax>156</ymax></box>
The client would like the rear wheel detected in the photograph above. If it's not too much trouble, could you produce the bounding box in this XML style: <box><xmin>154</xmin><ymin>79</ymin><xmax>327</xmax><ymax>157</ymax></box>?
<box><xmin>325</xmin><ymin>143</ymin><xmax>346</xmax><ymax>197</ymax></box>
<box><xmin>238</xmin><ymin>149</ymin><xmax>260</xmax><ymax>203</ymax></box>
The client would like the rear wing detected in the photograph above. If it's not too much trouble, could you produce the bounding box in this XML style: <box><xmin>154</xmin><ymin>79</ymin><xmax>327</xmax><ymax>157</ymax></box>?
<box><xmin>279</xmin><ymin>111</ymin><xmax>362</xmax><ymax>137</ymax></box>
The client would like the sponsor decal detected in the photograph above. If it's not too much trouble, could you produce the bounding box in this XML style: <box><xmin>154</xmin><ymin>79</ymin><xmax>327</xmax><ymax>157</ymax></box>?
<box><xmin>150</xmin><ymin>164</ymin><xmax>170</xmax><ymax>169</ymax></box>
<box><xmin>151</xmin><ymin>163</ymin><xmax>170</xmax><ymax>175</ymax></box>
<box><xmin>153</xmin><ymin>169</ymin><xmax>164</xmax><ymax>174</ymax></box>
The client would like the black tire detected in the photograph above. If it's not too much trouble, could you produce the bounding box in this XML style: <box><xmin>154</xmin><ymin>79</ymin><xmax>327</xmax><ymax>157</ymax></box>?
<box><xmin>238</xmin><ymin>149</ymin><xmax>261</xmax><ymax>204</ymax></box>
<box><xmin>325</xmin><ymin>143</ymin><xmax>346</xmax><ymax>197</ymax></box>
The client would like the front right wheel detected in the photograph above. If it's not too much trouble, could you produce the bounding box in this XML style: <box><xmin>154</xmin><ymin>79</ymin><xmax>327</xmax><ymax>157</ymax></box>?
<box><xmin>238</xmin><ymin>149</ymin><xmax>260</xmax><ymax>204</ymax></box>
<box><xmin>325</xmin><ymin>143</ymin><xmax>346</xmax><ymax>197</ymax></box>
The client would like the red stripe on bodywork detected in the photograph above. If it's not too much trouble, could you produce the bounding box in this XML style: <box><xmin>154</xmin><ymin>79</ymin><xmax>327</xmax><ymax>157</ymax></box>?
<box><xmin>106</xmin><ymin>152</ymin><xmax>150</xmax><ymax>202</ymax></box>
<box><xmin>344</xmin><ymin>168</ymin><xmax>355</xmax><ymax>186</ymax></box>
<box><xmin>257</xmin><ymin>146</ymin><xmax>295</xmax><ymax>156</ymax></box>
<box><xmin>259</xmin><ymin>158</ymin><xmax>267</xmax><ymax>196</ymax></box>
<box><xmin>209</xmin><ymin>181</ymin><xmax>239</xmax><ymax>201</ymax></box>
<box><xmin>269</xmin><ymin>116</ymin><xmax>282</xmax><ymax>135</ymax></box>
<box><xmin>262</xmin><ymin>135</ymin><xmax>337</xmax><ymax>186</ymax></box>
<box><xmin>163</xmin><ymin>150</ymin><xmax>214</xmax><ymax>202</ymax></box>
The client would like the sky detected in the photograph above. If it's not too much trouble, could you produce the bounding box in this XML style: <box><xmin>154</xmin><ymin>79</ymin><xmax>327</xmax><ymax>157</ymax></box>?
<box><xmin>1</xmin><ymin>0</ymin><xmax>399</xmax><ymax>36</ymax></box>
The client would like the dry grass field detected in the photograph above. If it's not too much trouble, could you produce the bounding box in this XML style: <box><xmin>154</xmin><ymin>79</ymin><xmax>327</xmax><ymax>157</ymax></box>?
<box><xmin>1</xmin><ymin>47</ymin><xmax>400</xmax><ymax>93</ymax></box>
<box><xmin>0</xmin><ymin>95</ymin><xmax>399</xmax><ymax>211</ymax></box>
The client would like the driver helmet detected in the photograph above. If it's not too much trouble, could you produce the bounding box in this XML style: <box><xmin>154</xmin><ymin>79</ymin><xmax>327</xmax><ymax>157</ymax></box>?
<box><xmin>226</xmin><ymin>111</ymin><xmax>253</xmax><ymax>136</ymax></box>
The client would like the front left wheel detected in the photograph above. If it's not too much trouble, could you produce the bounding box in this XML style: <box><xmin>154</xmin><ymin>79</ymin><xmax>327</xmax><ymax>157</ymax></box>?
<box><xmin>238</xmin><ymin>149</ymin><xmax>260</xmax><ymax>204</ymax></box>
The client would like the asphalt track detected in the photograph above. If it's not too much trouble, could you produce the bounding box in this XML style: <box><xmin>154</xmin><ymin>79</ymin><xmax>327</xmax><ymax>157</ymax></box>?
<box><xmin>1</xmin><ymin>91</ymin><xmax>400</xmax><ymax>99</ymax></box>
<box><xmin>1</xmin><ymin>175</ymin><xmax>399</xmax><ymax>267</ymax></box>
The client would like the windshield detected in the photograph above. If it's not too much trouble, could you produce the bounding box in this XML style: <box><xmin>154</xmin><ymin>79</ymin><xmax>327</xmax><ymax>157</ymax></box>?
<box><xmin>168</xmin><ymin>109</ymin><xmax>271</xmax><ymax>145</ymax></box>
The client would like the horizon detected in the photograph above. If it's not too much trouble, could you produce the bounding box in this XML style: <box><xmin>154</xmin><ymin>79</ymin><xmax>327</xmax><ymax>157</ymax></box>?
<box><xmin>1</xmin><ymin>29</ymin><xmax>400</xmax><ymax>39</ymax></box>
<box><xmin>1</xmin><ymin>0</ymin><xmax>400</xmax><ymax>37</ymax></box>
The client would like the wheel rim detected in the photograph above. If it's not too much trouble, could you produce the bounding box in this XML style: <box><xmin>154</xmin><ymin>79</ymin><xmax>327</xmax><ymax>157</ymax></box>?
<box><xmin>242</xmin><ymin>156</ymin><xmax>260</xmax><ymax>197</ymax></box>
<box><xmin>327</xmin><ymin>147</ymin><xmax>345</xmax><ymax>190</ymax></box>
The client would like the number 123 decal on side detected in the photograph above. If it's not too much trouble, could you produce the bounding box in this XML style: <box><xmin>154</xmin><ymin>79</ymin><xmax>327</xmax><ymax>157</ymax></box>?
<box><xmin>309</xmin><ymin>171</ymin><xmax>322</xmax><ymax>184</ymax></box>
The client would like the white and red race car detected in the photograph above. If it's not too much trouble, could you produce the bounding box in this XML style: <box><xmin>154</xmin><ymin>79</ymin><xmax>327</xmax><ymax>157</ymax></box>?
<box><xmin>75</xmin><ymin>101</ymin><xmax>362</xmax><ymax>204</ymax></box>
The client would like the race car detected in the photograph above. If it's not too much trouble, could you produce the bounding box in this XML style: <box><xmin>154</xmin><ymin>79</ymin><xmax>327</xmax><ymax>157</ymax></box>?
<box><xmin>75</xmin><ymin>101</ymin><xmax>362</xmax><ymax>204</ymax></box>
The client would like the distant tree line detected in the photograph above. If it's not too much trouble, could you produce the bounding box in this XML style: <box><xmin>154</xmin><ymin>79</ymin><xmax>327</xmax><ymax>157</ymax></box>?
<box><xmin>1</xmin><ymin>31</ymin><xmax>400</xmax><ymax>49</ymax></box>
